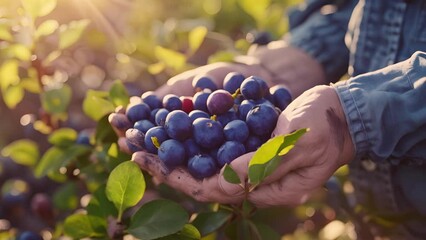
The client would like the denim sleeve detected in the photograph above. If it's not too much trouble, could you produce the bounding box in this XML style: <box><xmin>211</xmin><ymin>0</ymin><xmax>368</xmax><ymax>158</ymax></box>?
<box><xmin>334</xmin><ymin>51</ymin><xmax>426</xmax><ymax>164</ymax></box>
<box><xmin>286</xmin><ymin>0</ymin><xmax>359</xmax><ymax>82</ymax></box>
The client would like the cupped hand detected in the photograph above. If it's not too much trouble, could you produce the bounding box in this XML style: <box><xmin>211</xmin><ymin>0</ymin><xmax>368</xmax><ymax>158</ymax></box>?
<box><xmin>131</xmin><ymin>151</ymin><xmax>253</xmax><ymax>204</ymax></box>
<box><xmin>246</xmin><ymin>85</ymin><xmax>355</xmax><ymax>207</ymax></box>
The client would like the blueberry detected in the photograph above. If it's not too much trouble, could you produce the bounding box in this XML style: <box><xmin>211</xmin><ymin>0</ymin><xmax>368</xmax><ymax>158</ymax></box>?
<box><xmin>217</xmin><ymin>141</ymin><xmax>246</xmax><ymax>167</ymax></box>
<box><xmin>237</xmin><ymin>100</ymin><xmax>256</xmax><ymax>120</ymax></box>
<box><xmin>150</xmin><ymin>108</ymin><xmax>160</xmax><ymax>123</ymax></box>
<box><xmin>162</xmin><ymin>94</ymin><xmax>182</xmax><ymax>111</ymax></box>
<box><xmin>141</xmin><ymin>91</ymin><xmax>163</xmax><ymax>109</ymax></box>
<box><xmin>164</xmin><ymin>110</ymin><xmax>192</xmax><ymax>141</ymax></box>
<box><xmin>245</xmin><ymin>135</ymin><xmax>263</xmax><ymax>152</ymax></box>
<box><xmin>144</xmin><ymin>126</ymin><xmax>169</xmax><ymax>154</ymax></box>
<box><xmin>108</xmin><ymin>113</ymin><xmax>132</xmax><ymax>131</ymax></box>
<box><xmin>76</xmin><ymin>129</ymin><xmax>92</xmax><ymax>146</ymax></box>
<box><xmin>206</xmin><ymin>90</ymin><xmax>235</xmax><ymax>115</ymax></box>
<box><xmin>184</xmin><ymin>139</ymin><xmax>202</xmax><ymax>158</ymax></box>
<box><xmin>223</xmin><ymin>72</ymin><xmax>245</xmax><ymax>94</ymax></box>
<box><xmin>240</xmin><ymin>76</ymin><xmax>264</xmax><ymax>100</ymax></box>
<box><xmin>216</xmin><ymin>110</ymin><xmax>238</xmax><ymax>127</ymax></box>
<box><xmin>134</xmin><ymin>119</ymin><xmax>155</xmax><ymax>134</ymax></box>
<box><xmin>192</xmin><ymin>118</ymin><xmax>224</xmax><ymax>149</ymax></box>
<box><xmin>158</xmin><ymin>139</ymin><xmax>186</xmax><ymax>169</ymax></box>
<box><xmin>193</xmin><ymin>90</ymin><xmax>211</xmax><ymax>113</ymax></box>
<box><xmin>192</xmin><ymin>75</ymin><xmax>218</xmax><ymax>92</ymax></box>
<box><xmin>155</xmin><ymin>108</ymin><xmax>170</xmax><ymax>126</ymax></box>
<box><xmin>247</xmin><ymin>31</ymin><xmax>272</xmax><ymax>45</ymax></box>
<box><xmin>17</xmin><ymin>231</ymin><xmax>43</xmax><ymax>240</ymax></box>
<box><xmin>125</xmin><ymin>128</ymin><xmax>145</xmax><ymax>152</ymax></box>
<box><xmin>246</xmin><ymin>104</ymin><xmax>279</xmax><ymax>137</ymax></box>
<box><xmin>126</xmin><ymin>103</ymin><xmax>151</xmax><ymax>123</ymax></box>
<box><xmin>224</xmin><ymin>120</ymin><xmax>249</xmax><ymax>143</ymax></box>
<box><xmin>187</xmin><ymin>154</ymin><xmax>218</xmax><ymax>179</ymax></box>
<box><xmin>270</xmin><ymin>85</ymin><xmax>292</xmax><ymax>111</ymax></box>
<box><xmin>188</xmin><ymin>110</ymin><xmax>210</xmax><ymax>122</ymax></box>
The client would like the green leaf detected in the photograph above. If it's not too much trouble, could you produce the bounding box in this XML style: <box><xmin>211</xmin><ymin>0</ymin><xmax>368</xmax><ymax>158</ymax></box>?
<box><xmin>155</xmin><ymin>46</ymin><xmax>186</xmax><ymax>71</ymax></box>
<box><xmin>189</xmin><ymin>26</ymin><xmax>207</xmax><ymax>53</ymax></box>
<box><xmin>0</xmin><ymin>60</ymin><xmax>20</xmax><ymax>91</ymax></box>
<box><xmin>59</xmin><ymin>19</ymin><xmax>90</xmax><ymax>49</ymax></box>
<box><xmin>41</xmin><ymin>84</ymin><xmax>72</xmax><ymax>114</ymax></box>
<box><xmin>52</xmin><ymin>182</ymin><xmax>78</xmax><ymax>210</ymax></box>
<box><xmin>63</xmin><ymin>213</ymin><xmax>106</xmax><ymax>239</ymax></box>
<box><xmin>223</xmin><ymin>164</ymin><xmax>241</xmax><ymax>184</ymax></box>
<box><xmin>48</xmin><ymin>128</ymin><xmax>77</xmax><ymax>147</ymax></box>
<box><xmin>21</xmin><ymin>0</ymin><xmax>57</xmax><ymax>18</ymax></box>
<box><xmin>1</xmin><ymin>139</ymin><xmax>39</xmax><ymax>166</ymax></box>
<box><xmin>191</xmin><ymin>211</ymin><xmax>232</xmax><ymax>236</ymax></box>
<box><xmin>83</xmin><ymin>89</ymin><xmax>115</xmax><ymax>121</ymax></box>
<box><xmin>109</xmin><ymin>80</ymin><xmax>129</xmax><ymax>107</ymax></box>
<box><xmin>237</xmin><ymin>0</ymin><xmax>270</xmax><ymax>21</ymax></box>
<box><xmin>87</xmin><ymin>185</ymin><xmax>117</xmax><ymax>218</ymax></box>
<box><xmin>5</xmin><ymin>44</ymin><xmax>32</xmax><ymax>61</ymax></box>
<box><xmin>248</xmin><ymin>128</ymin><xmax>308</xmax><ymax>185</ymax></box>
<box><xmin>106</xmin><ymin>161</ymin><xmax>145</xmax><ymax>221</ymax></box>
<box><xmin>252</xmin><ymin>221</ymin><xmax>281</xmax><ymax>240</ymax></box>
<box><xmin>34</xmin><ymin>145</ymin><xmax>91</xmax><ymax>178</ymax></box>
<box><xmin>128</xmin><ymin>199</ymin><xmax>189</xmax><ymax>240</ymax></box>
<box><xmin>157</xmin><ymin>224</ymin><xmax>201</xmax><ymax>240</ymax></box>
<box><xmin>36</xmin><ymin>19</ymin><xmax>59</xmax><ymax>38</ymax></box>
<box><xmin>0</xmin><ymin>24</ymin><xmax>13</xmax><ymax>41</ymax></box>
<box><xmin>95</xmin><ymin>114</ymin><xmax>118</xmax><ymax>144</ymax></box>
<box><xmin>20</xmin><ymin>77</ymin><xmax>41</xmax><ymax>93</ymax></box>
<box><xmin>2</xmin><ymin>85</ymin><xmax>24</xmax><ymax>109</ymax></box>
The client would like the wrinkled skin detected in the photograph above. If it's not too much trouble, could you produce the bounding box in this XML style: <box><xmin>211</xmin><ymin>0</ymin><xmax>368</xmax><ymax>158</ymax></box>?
<box><xmin>110</xmin><ymin>42</ymin><xmax>356</xmax><ymax>207</ymax></box>
<box><xmin>131</xmin><ymin>86</ymin><xmax>354</xmax><ymax>207</ymax></box>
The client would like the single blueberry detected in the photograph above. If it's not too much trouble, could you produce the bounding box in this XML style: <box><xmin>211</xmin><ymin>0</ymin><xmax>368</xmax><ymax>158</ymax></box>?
<box><xmin>155</xmin><ymin>108</ymin><xmax>170</xmax><ymax>126</ymax></box>
<box><xmin>188</xmin><ymin>110</ymin><xmax>210</xmax><ymax>122</ymax></box>
<box><xmin>184</xmin><ymin>139</ymin><xmax>202</xmax><ymax>158</ymax></box>
<box><xmin>144</xmin><ymin>126</ymin><xmax>169</xmax><ymax>154</ymax></box>
<box><xmin>192</xmin><ymin>118</ymin><xmax>224</xmax><ymax>149</ymax></box>
<box><xmin>216</xmin><ymin>110</ymin><xmax>238</xmax><ymax>127</ymax></box>
<box><xmin>134</xmin><ymin>119</ymin><xmax>155</xmax><ymax>134</ymax></box>
<box><xmin>150</xmin><ymin>108</ymin><xmax>160</xmax><ymax>123</ymax></box>
<box><xmin>126</xmin><ymin>102</ymin><xmax>151</xmax><ymax>123</ymax></box>
<box><xmin>193</xmin><ymin>90</ymin><xmax>211</xmax><ymax>113</ymax></box>
<box><xmin>237</xmin><ymin>100</ymin><xmax>256</xmax><ymax>120</ymax></box>
<box><xmin>141</xmin><ymin>91</ymin><xmax>163</xmax><ymax>109</ymax></box>
<box><xmin>246</xmin><ymin>104</ymin><xmax>279</xmax><ymax>137</ymax></box>
<box><xmin>224</xmin><ymin>120</ymin><xmax>249</xmax><ymax>143</ymax></box>
<box><xmin>240</xmin><ymin>76</ymin><xmax>264</xmax><ymax>100</ymax></box>
<box><xmin>187</xmin><ymin>154</ymin><xmax>218</xmax><ymax>179</ymax></box>
<box><xmin>245</xmin><ymin>135</ymin><xmax>263</xmax><ymax>152</ymax></box>
<box><xmin>17</xmin><ymin>231</ymin><xmax>43</xmax><ymax>240</ymax></box>
<box><xmin>162</xmin><ymin>94</ymin><xmax>182</xmax><ymax>111</ymax></box>
<box><xmin>270</xmin><ymin>85</ymin><xmax>292</xmax><ymax>111</ymax></box>
<box><xmin>158</xmin><ymin>139</ymin><xmax>186</xmax><ymax>169</ymax></box>
<box><xmin>223</xmin><ymin>72</ymin><xmax>245</xmax><ymax>94</ymax></box>
<box><xmin>164</xmin><ymin>110</ymin><xmax>192</xmax><ymax>141</ymax></box>
<box><xmin>192</xmin><ymin>75</ymin><xmax>218</xmax><ymax>92</ymax></box>
<box><xmin>217</xmin><ymin>141</ymin><xmax>246</xmax><ymax>167</ymax></box>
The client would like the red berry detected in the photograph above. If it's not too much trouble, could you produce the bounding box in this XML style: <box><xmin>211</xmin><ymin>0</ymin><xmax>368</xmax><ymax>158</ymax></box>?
<box><xmin>180</xmin><ymin>96</ymin><xmax>194</xmax><ymax>114</ymax></box>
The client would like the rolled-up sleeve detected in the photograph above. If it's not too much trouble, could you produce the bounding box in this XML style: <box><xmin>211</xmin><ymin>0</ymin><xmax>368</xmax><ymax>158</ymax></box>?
<box><xmin>334</xmin><ymin>51</ymin><xmax>426</xmax><ymax>164</ymax></box>
<box><xmin>286</xmin><ymin>0</ymin><xmax>359</xmax><ymax>82</ymax></box>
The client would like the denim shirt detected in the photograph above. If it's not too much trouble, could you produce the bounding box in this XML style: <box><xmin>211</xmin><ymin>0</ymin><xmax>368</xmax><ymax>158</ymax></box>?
<box><xmin>287</xmin><ymin>0</ymin><xmax>426</xmax><ymax>237</ymax></box>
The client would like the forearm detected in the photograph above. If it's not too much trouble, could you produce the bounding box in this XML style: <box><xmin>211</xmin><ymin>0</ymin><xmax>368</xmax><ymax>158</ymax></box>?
<box><xmin>334</xmin><ymin>51</ymin><xmax>426</xmax><ymax>163</ymax></box>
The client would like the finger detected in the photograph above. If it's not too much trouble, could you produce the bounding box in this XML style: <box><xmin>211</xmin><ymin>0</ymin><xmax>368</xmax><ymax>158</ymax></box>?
<box><xmin>217</xmin><ymin>152</ymin><xmax>253</xmax><ymax>195</ymax></box>
<box><xmin>132</xmin><ymin>152</ymin><xmax>245</xmax><ymax>204</ymax></box>
<box><xmin>117</xmin><ymin>137</ymin><xmax>132</xmax><ymax>154</ymax></box>
<box><xmin>248</xmin><ymin>166</ymin><xmax>330</xmax><ymax>208</ymax></box>
<box><xmin>108</xmin><ymin>113</ymin><xmax>132</xmax><ymax>137</ymax></box>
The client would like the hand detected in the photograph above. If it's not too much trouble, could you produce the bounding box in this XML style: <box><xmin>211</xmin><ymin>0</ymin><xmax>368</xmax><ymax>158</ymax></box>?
<box><xmin>244</xmin><ymin>85</ymin><xmax>355</xmax><ymax>207</ymax></box>
<box><xmin>132</xmin><ymin>151</ymin><xmax>249</xmax><ymax>204</ymax></box>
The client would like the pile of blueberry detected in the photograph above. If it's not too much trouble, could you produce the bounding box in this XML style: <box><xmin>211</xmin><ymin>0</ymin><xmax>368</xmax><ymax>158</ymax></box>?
<box><xmin>109</xmin><ymin>72</ymin><xmax>292</xmax><ymax>179</ymax></box>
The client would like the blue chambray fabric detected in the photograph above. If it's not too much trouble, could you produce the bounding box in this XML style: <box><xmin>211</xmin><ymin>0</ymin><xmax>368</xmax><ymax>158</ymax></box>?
<box><xmin>287</xmin><ymin>0</ymin><xmax>426</xmax><ymax>238</ymax></box>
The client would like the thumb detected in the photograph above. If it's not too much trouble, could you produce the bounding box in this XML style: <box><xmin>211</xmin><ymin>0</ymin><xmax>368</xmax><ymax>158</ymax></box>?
<box><xmin>217</xmin><ymin>152</ymin><xmax>253</xmax><ymax>196</ymax></box>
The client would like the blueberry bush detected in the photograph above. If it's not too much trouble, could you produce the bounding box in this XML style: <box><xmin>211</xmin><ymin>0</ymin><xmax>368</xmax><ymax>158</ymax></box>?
<box><xmin>0</xmin><ymin>0</ymin><xmax>357</xmax><ymax>239</ymax></box>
